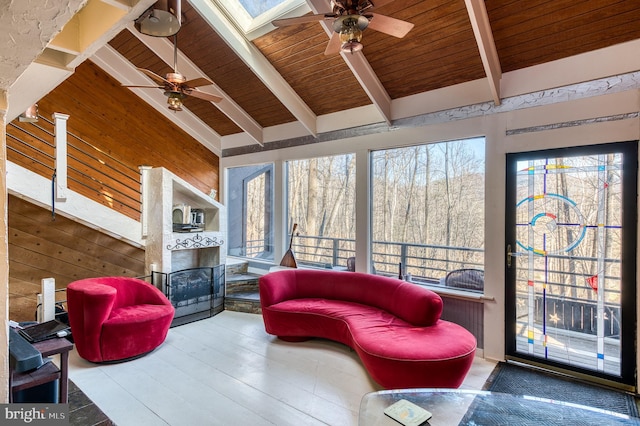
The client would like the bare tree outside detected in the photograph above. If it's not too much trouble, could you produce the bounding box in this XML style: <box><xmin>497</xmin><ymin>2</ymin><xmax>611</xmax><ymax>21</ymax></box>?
<box><xmin>232</xmin><ymin>139</ymin><xmax>485</xmax><ymax>282</ymax></box>
<box><xmin>287</xmin><ymin>154</ymin><xmax>356</xmax><ymax>268</ymax></box>
<box><xmin>371</xmin><ymin>138</ymin><xmax>485</xmax><ymax>281</ymax></box>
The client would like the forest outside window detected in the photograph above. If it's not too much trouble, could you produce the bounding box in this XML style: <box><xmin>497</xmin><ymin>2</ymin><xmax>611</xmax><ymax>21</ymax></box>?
<box><xmin>286</xmin><ymin>154</ymin><xmax>356</xmax><ymax>270</ymax></box>
<box><xmin>370</xmin><ymin>137</ymin><xmax>485</xmax><ymax>291</ymax></box>
<box><xmin>226</xmin><ymin>163</ymin><xmax>274</xmax><ymax>261</ymax></box>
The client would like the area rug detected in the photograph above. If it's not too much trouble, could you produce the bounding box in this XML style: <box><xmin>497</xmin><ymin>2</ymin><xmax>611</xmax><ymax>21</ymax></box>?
<box><xmin>482</xmin><ymin>362</ymin><xmax>639</xmax><ymax>417</ymax></box>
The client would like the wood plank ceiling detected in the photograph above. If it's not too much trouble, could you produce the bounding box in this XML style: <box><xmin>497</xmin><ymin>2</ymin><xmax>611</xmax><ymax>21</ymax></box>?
<box><xmin>92</xmin><ymin>0</ymin><xmax>640</xmax><ymax>150</ymax></box>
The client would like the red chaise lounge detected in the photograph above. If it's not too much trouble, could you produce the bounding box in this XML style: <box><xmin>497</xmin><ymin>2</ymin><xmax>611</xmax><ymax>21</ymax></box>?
<box><xmin>259</xmin><ymin>269</ymin><xmax>477</xmax><ymax>389</ymax></box>
<box><xmin>67</xmin><ymin>277</ymin><xmax>175</xmax><ymax>363</ymax></box>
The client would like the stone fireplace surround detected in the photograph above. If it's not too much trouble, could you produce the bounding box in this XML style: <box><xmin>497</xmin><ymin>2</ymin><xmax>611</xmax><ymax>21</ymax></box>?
<box><xmin>142</xmin><ymin>167</ymin><xmax>227</xmax><ymax>326</ymax></box>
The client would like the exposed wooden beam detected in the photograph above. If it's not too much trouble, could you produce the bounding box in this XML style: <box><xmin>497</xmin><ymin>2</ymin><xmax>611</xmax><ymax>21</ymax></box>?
<box><xmin>126</xmin><ymin>24</ymin><xmax>264</xmax><ymax>146</ymax></box>
<box><xmin>340</xmin><ymin>52</ymin><xmax>391</xmax><ymax>124</ymax></box>
<box><xmin>91</xmin><ymin>44</ymin><xmax>224</xmax><ymax>156</ymax></box>
<box><xmin>190</xmin><ymin>0</ymin><xmax>318</xmax><ymax>137</ymax></box>
<box><xmin>465</xmin><ymin>0</ymin><xmax>502</xmax><ymax>105</ymax></box>
<box><xmin>307</xmin><ymin>0</ymin><xmax>391</xmax><ymax>124</ymax></box>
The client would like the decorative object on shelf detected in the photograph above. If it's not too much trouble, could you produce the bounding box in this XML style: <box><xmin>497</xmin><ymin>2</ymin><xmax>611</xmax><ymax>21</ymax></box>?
<box><xmin>190</xmin><ymin>208</ymin><xmax>205</xmax><ymax>229</ymax></box>
<box><xmin>172</xmin><ymin>204</ymin><xmax>205</xmax><ymax>232</ymax></box>
<box><xmin>280</xmin><ymin>223</ymin><xmax>298</xmax><ymax>268</ymax></box>
<box><xmin>172</xmin><ymin>203</ymin><xmax>191</xmax><ymax>224</ymax></box>
<box><xmin>166</xmin><ymin>233</ymin><xmax>224</xmax><ymax>251</ymax></box>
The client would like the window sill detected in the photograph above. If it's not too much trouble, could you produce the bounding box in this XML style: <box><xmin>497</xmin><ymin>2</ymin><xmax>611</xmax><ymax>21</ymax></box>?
<box><xmin>415</xmin><ymin>283</ymin><xmax>494</xmax><ymax>302</ymax></box>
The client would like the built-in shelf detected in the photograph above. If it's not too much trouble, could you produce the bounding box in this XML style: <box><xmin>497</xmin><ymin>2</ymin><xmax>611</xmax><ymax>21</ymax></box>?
<box><xmin>142</xmin><ymin>167</ymin><xmax>227</xmax><ymax>280</ymax></box>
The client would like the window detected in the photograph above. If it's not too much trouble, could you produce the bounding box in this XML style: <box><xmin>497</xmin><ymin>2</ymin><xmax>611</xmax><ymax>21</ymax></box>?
<box><xmin>370</xmin><ymin>138</ymin><xmax>485</xmax><ymax>290</ymax></box>
<box><xmin>226</xmin><ymin>164</ymin><xmax>274</xmax><ymax>260</ymax></box>
<box><xmin>286</xmin><ymin>154</ymin><xmax>356</xmax><ymax>269</ymax></box>
<box><xmin>212</xmin><ymin>0</ymin><xmax>308</xmax><ymax>34</ymax></box>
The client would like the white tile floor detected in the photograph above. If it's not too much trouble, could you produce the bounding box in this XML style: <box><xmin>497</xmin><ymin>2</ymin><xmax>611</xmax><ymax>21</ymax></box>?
<box><xmin>68</xmin><ymin>311</ymin><xmax>496</xmax><ymax>426</ymax></box>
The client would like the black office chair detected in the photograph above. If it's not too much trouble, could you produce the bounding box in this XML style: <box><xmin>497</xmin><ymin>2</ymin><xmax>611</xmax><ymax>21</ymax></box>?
<box><xmin>445</xmin><ymin>269</ymin><xmax>484</xmax><ymax>291</ymax></box>
<box><xmin>347</xmin><ymin>257</ymin><xmax>356</xmax><ymax>272</ymax></box>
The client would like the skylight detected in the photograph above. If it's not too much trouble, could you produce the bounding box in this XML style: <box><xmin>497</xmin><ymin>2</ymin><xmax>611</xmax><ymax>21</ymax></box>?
<box><xmin>213</xmin><ymin>0</ymin><xmax>309</xmax><ymax>36</ymax></box>
<box><xmin>239</xmin><ymin>0</ymin><xmax>286</xmax><ymax>18</ymax></box>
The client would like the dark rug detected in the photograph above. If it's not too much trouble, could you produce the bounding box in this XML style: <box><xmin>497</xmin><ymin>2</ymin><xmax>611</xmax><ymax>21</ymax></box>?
<box><xmin>482</xmin><ymin>362</ymin><xmax>639</xmax><ymax>417</ymax></box>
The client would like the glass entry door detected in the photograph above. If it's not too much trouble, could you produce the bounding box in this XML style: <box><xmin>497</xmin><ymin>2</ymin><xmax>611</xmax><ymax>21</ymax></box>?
<box><xmin>505</xmin><ymin>142</ymin><xmax>637</xmax><ymax>389</ymax></box>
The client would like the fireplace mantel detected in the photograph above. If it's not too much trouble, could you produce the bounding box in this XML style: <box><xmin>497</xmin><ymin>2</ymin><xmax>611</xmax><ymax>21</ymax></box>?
<box><xmin>166</xmin><ymin>232</ymin><xmax>225</xmax><ymax>251</ymax></box>
<box><xmin>142</xmin><ymin>167</ymin><xmax>227</xmax><ymax>285</ymax></box>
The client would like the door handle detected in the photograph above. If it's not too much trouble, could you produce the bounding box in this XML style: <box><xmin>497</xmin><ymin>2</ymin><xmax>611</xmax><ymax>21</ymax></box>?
<box><xmin>506</xmin><ymin>244</ymin><xmax>522</xmax><ymax>268</ymax></box>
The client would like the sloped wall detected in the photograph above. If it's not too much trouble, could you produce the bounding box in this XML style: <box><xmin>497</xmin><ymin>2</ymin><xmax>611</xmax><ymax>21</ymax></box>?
<box><xmin>9</xmin><ymin>60</ymin><xmax>220</xmax><ymax>219</ymax></box>
<box><xmin>7</xmin><ymin>59</ymin><xmax>223</xmax><ymax>322</ymax></box>
<box><xmin>8</xmin><ymin>195</ymin><xmax>145</xmax><ymax>322</ymax></box>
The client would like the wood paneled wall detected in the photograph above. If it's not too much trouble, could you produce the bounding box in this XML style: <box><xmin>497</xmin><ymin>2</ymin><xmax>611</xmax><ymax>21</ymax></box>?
<box><xmin>7</xmin><ymin>60</ymin><xmax>223</xmax><ymax>321</ymax></box>
<box><xmin>10</xmin><ymin>60</ymin><xmax>220</xmax><ymax>220</ymax></box>
<box><xmin>8</xmin><ymin>195</ymin><xmax>146</xmax><ymax>322</ymax></box>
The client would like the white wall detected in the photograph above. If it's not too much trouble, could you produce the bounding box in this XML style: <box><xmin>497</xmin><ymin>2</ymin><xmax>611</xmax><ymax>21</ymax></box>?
<box><xmin>6</xmin><ymin>163</ymin><xmax>144</xmax><ymax>248</ymax></box>
<box><xmin>0</xmin><ymin>90</ymin><xmax>9</xmax><ymax>402</ymax></box>
<box><xmin>221</xmin><ymin>78</ymin><xmax>640</xmax><ymax>387</ymax></box>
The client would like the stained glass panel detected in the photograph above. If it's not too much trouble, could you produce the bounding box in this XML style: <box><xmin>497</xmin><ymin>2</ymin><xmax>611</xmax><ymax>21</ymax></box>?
<box><xmin>513</xmin><ymin>153</ymin><xmax>623</xmax><ymax>375</ymax></box>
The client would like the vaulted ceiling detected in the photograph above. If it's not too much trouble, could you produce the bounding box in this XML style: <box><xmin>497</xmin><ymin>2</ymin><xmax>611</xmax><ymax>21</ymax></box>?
<box><xmin>7</xmin><ymin>0</ymin><xmax>640</xmax><ymax>156</ymax></box>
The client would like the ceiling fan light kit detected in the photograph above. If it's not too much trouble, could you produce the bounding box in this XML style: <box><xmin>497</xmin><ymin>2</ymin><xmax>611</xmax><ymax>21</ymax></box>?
<box><xmin>166</xmin><ymin>92</ymin><xmax>186</xmax><ymax>111</ymax></box>
<box><xmin>122</xmin><ymin>32</ymin><xmax>223</xmax><ymax>112</ymax></box>
<box><xmin>126</xmin><ymin>0</ymin><xmax>412</xmax><ymax>111</ymax></box>
<box><xmin>271</xmin><ymin>0</ymin><xmax>413</xmax><ymax>55</ymax></box>
<box><xmin>135</xmin><ymin>0</ymin><xmax>182</xmax><ymax>37</ymax></box>
<box><xmin>337</xmin><ymin>16</ymin><xmax>367</xmax><ymax>53</ymax></box>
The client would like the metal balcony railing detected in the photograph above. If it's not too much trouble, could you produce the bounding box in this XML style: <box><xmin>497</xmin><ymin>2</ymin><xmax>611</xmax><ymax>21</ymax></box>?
<box><xmin>7</xmin><ymin>115</ymin><xmax>141</xmax><ymax>220</ymax></box>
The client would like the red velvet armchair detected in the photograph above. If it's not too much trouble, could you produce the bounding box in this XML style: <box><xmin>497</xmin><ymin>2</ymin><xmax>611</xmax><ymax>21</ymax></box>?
<box><xmin>66</xmin><ymin>277</ymin><xmax>175</xmax><ymax>363</ymax></box>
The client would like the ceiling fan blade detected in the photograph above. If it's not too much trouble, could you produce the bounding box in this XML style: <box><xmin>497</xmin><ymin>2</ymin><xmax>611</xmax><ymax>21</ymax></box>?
<box><xmin>122</xmin><ymin>84</ymin><xmax>164</xmax><ymax>89</ymax></box>
<box><xmin>136</xmin><ymin>67</ymin><xmax>169</xmax><ymax>84</ymax></box>
<box><xmin>369</xmin><ymin>0</ymin><xmax>395</xmax><ymax>9</ymax></box>
<box><xmin>367</xmin><ymin>13</ymin><xmax>414</xmax><ymax>38</ymax></box>
<box><xmin>324</xmin><ymin>32</ymin><xmax>343</xmax><ymax>55</ymax></box>
<box><xmin>272</xmin><ymin>14</ymin><xmax>335</xmax><ymax>27</ymax></box>
<box><xmin>183</xmin><ymin>77</ymin><xmax>214</xmax><ymax>88</ymax></box>
<box><xmin>185</xmin><ymin>89</ymin><xmax>223</xmax><ymax>103</ymax></box>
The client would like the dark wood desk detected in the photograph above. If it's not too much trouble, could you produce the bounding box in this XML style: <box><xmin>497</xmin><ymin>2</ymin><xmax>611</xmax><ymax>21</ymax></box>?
<box><xmin>10</xmin><ymin>337</ymin><xmax>74</xmax><ymax>403</ymax></box>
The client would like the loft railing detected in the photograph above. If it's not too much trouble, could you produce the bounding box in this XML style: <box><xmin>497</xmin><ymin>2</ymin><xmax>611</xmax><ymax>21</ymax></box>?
<box><xmin>6</xmin><ymin>114</ymin><xmax>141</xmax><ymax>220</ymax></box>
<box><xmin>6</xmin><ymin>114</ymin><xmax>56</xmax><ymax>178</ymax></box>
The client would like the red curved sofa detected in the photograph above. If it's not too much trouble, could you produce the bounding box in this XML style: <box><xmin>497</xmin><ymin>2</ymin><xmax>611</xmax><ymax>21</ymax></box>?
<box><xmin>259</xmin><ymin>269</ymin><xmax>477</xmax><ymax>389</ymax></box>
<box><xmin>67</xmin><ymin>277</ymin><xmax>175</xmax><ymax>363</ymax></box>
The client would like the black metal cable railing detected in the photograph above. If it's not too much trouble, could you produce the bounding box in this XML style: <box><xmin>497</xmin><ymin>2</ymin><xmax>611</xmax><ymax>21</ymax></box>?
<box><xmin>7</xmin><ymin>115</ymin><xmax>142</xmax><ymax>220</ymax></box>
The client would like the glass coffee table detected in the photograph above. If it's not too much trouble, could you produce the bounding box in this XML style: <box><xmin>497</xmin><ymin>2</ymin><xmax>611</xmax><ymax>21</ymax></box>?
<box><xmin>359</xmin><ymin>389</ymin><xmax>640</xmax><ymax>425</ymax></box>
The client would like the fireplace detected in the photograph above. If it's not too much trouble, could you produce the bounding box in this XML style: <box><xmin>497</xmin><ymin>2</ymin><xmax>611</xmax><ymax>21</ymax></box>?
<box><xmin>155</xmin><ymin>265</ymin><xmax>225</xmax><ymax>326</ymax></box>
<box><xmin>142</xmin><ymin>167</ymin><xmax>227</xmax><ymax>326</ymax></box>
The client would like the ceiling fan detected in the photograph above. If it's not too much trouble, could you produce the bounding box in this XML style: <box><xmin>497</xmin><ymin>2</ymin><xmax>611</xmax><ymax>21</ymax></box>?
<box><xmin>272</xmin><ymin>0</ymin><xmax>414</xmax><ymax>55</ymax></box>
<box><xmin>123</xmin><ymin>35</ymin><xmax>222</xmax><ymax>112</ymax></box>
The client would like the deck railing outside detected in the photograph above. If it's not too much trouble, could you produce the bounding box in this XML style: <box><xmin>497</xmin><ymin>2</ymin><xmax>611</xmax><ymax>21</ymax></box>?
<box><xmin>244</xmin><ymin>234</ymin><xmax>622</xmax><ymax>339</ymax></box>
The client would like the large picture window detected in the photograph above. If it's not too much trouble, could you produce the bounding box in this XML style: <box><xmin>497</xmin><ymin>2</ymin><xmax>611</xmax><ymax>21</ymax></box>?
<box><xmin>370</xmin><ymin>138</ymin><xmax>485</xmax><ymax>290</ymax></box>
<box><xmin>286</xmin><ymin>154</ymin><xmax>356</xmax><ymax>269</ymax></box>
